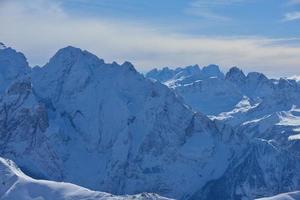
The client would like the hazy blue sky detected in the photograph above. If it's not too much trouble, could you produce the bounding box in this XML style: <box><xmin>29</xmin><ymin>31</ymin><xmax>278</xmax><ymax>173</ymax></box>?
<box><xmin>62</xmin><ymin>0</ymin><xmax>300</xmax><ymax>37</ymax></box>
<box><xmin>1</xmin><ymin>0</ymin><xmax>300</xmax><ymax>76</ymax></box>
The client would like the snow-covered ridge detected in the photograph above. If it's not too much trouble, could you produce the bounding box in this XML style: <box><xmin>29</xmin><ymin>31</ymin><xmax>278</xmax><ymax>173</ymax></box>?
<box><xmin>289</xmin><ymin>75</ymin><xmax>300</xmax><ymax>82</ymax></box>
<box><xmin>256</xmin><ymin>191</ymin><xmax>300</xmax><ymax>200</ymax></box>
<box><xmin>0</xmin><ymin>157</ymin><xmax>173</xmax><ymax>200</ymax></box>
<box><xmin>146</xmin><ymin>64</ymin><xmax>224</xmax><ymax>87</ymax></box>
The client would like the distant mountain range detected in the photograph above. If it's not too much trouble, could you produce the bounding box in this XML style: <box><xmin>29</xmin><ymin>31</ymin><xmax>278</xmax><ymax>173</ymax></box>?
<box><xmin>0</xmin><ymin>43</ymin><xmax>299</xmax><ymax>200</ymax></box>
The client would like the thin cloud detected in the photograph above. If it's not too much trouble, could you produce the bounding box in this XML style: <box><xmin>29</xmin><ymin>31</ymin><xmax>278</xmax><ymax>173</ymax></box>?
<box><xmin>0</xmin><ymin>0</ymin><xmax>300</xmax><ymax>77</ymax></box>
<box><xmin>184</xmin><ymin>0</ymin><xmax>244</xmax><ymax>21</ymax></box>
<box><xmin>189</xmin><ymin>0</ymin><xmax>244</xmax><ymax>7</ymax></box>
<box><xmin>184</xmin><ymin>8</ymin><xmax>231</xmax><ymax>21</ymax></box>
<box><xmin>283</xmin><ymin>11</ymin><xmax>300</xmax><ymax>21</ymax></box>
<box><xmin>288</xmin><ymin>0</ymin><xmax>300</xmax><ymax>5</ymax></box>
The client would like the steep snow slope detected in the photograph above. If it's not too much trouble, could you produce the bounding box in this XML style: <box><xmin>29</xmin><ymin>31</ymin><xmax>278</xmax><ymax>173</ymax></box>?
<box><xmin>256</xmin><ymin>191</ymin><xmax>300</xmax><ymax>200</ymax></box>
<box><xmin>0</xmin><ymin>157</ymin><xmax>172</xmax><ymax>200</ymax></box>
<box><xmin>0</xmin><ymin>43</ymin><xmax>30</xmax><ymax>93</ymax></box>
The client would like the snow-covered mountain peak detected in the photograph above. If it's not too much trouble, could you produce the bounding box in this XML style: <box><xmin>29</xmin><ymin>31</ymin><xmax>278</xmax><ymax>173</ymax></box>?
<box><xmin>48</xmin><ymin>46</ymin><xmax>104</xmax><ymax>67</ymax></box>
<box><xmin>121</xmin><ymin>61</ymin><xmax>137</xmax><ymax>72</ymax></box>
<box><xmin>277</xmin><ymin>78</ymin><xmax>297</xmax><ymax>88</ymax></box>
<box><xmin>146</xmin><ymin>67</ymin><xmax>179</xmax><ymax>83</ymax></box>
<box><xmin>202</xmin><ymin>64</ymin><xmax>224</xmax><ymax>78</ymax></box>
<box><xmin>0</xmin><ymin>46</ymin><xmax>30</xmax><ymax>94</ymax></box>
<box><xmin>183</xmin><ymin>64</ymin><xmax>201</xmax><ymax>73</ymax></box>
<box><xmin>225</xmin><ymin>66</ymin><xmax>246</xmax><ymax>83</ymax></box>
<box><xmin>247</xmin><ymin>72</ymin><xmax>268</xmax><ymax>82</ymax></box>
<box><xmin>146</xmin><ymin>64</ymin><xmax>225</xmax><ymax>88</ymax></box>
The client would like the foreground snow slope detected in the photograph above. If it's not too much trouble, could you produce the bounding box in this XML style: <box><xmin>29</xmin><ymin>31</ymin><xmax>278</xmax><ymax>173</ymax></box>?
<box><xmin>256</xmin><ymin>191</ymin><xmax>300</xmax><ymax>200</ymax></box>
<box><xmin>0</xmin><ymin>157</ymin><xmax>172</xmax><ymax>200</ymax></box>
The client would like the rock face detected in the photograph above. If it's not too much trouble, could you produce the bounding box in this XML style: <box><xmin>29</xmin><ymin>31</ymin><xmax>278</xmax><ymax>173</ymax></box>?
<box><xmin>0</xmin><ymin>45</ymin><xmax>299</xmax><ymax>200</ymax></box>
<box><xmin>0</xmin><ymin>157</ymin><xmax>173</xmax><ymax>200</ymax></box>
<box><xmin>0</xmin><ymin>44</ymin><xmax>30</xmax><ymax>93</ymax></box>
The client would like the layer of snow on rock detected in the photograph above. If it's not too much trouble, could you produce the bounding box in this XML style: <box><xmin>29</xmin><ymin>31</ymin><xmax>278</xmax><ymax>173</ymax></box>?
<box><xmin>288</xmin><ymin>134</ymin><xmax>300</xmax><ymax>141</ymax></box>
<box><xmin>289</xmin><ymin>75</ymin><xmax>300</xmax><ymax>82</ymax></box>
<box><xmin>277</xmin><ymin>106</ymin><xmax>300</xmax><ymax>126</ymax></box>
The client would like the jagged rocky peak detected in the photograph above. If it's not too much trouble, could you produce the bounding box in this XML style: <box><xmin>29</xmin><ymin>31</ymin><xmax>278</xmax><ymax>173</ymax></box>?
<box><xmin>247</xmin><ymin>72</ymin><xmax>268</xmax><ymax>82</ymax></box>
<box><xmin>121</xmin><ymin>61</ymin><xmax>137</xmax><ymax>72</ymax></box>
<box><xmin>47</xmin><ymin>46</ymin><xmax>104</xmax><ymax>68</ymax></box>
<box><xmin>277</xmin><ymin>78</ymin><xmax>298</xmax><ymax>89</ymax></box>
<box><xmin>173</xmin><ymin>64</ymin><xmax>201</xmax><ymax>79</ymax></box>
<box><xmin>32</xmin><ymin>46</ymin><xmax>141</xmax><ymax>99</ymax></box>
<box><xmin>0</xmin><ymin>45</ymin><xmax>29</xmax><ymax>72</ymax></box>
<box><xmin>0</xmin><ymin>42</ymin><xmax>7</xmax><ymax>49</ymax></box>
<box><xmin>146</xmin><ymin>66</ymin><xmax>177</xmax><ymax>82</ymax></box>
<box><xmin>146</xmin><ymin>68</ymin><xmax>159</xmax><ymax>76</ymax></box>
<box><xmin>184</xmin><ymin>64</ymin><xmax>201</xmax><ymax>73</ymax></box>
<box><xmin>146</xmin><ymin>64</ymin><xmax>226</xmax><ymax>84</ymax></box>
<box><xmin>45</xmin><ymin>46</ymin><xmax>138</xmax><ymax>73</ymax></box>
<box><xmin>225</xmin><ymin>66</ymin><xmax>246</xmax><ymax>83</ymax></box>
<box><xmin>202</xmin><ymin>64</ymin><xmax>224</xmax><ymax>78</ymax></box>
<box><xmin>32</xmin><ymin>46</ymin><xmax>106</xmax><ymax>103</ymax></box>
<box><xmin>0</xmin><ymin>45</ymin><xmax>30</xmax><ymax>94</ymax></box>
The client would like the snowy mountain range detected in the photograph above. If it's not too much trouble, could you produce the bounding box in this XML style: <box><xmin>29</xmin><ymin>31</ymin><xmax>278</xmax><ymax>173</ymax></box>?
<box><xmin>147</xmin><ymin>65</ymin><xmax>300</xmax><ymax>199</ymax></box>
<box><xmin>146</xmin><ymin>65</ymin><xmax>300</xmax><ymax>152</ymax></box>
<box><xmin>0</xmin><ymin>43</ymin><xmax>299</xmax><ymax>200</ymax></box>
